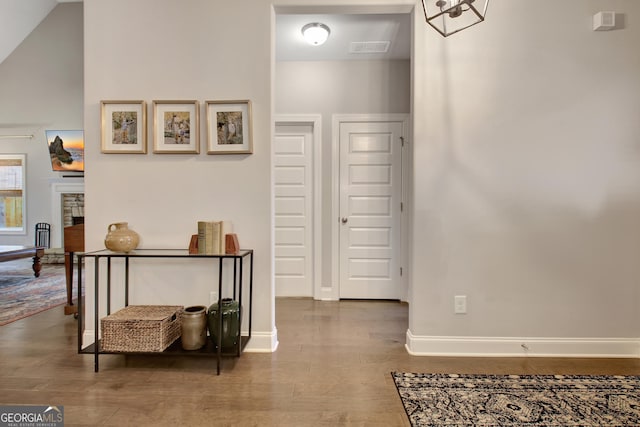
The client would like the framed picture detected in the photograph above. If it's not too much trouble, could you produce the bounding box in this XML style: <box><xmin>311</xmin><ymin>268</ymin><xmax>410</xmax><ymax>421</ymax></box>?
<box><xmin>153</xmin><ymin>100</ymin><xmax>199</xmax><ymax>153</ymax></box>
<box><xmin>101</xmin><ymin>101</ymin><xmax>147</xmax><ymax>153</ymax></box>
<box><xmin>45</xmin><ymin>130</ymin><xmax>84</xmax><ymax>172</ymax></box>
<box><xmin>206</xmin><ymin>100</ymin><xmax>253</xmax><ymax>154</ymax></box>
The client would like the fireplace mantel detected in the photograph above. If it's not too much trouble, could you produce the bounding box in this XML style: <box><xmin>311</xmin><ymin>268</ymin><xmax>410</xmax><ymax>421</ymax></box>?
<box><xmin>50</xmin><ymin>179</ymin><xmax>84</xmax><ymax>248</ymax></box>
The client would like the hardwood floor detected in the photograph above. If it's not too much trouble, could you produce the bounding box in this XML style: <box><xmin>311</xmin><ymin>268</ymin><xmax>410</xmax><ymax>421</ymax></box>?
<box><xmin>1</xmin><ymin>296</ymin><xmax>639</xmax><ymax>426</ymax></box>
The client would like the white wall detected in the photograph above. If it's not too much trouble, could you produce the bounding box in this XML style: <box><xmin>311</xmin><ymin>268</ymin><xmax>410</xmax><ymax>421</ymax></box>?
<box><xmin>410</xmin><ymin>0</ymin><xmax>640</xmax><ymax>356</ymax></box>
<box><xmin>78</xmin><ymin>0</ymin><xmax>640</xmax><ymax>356</ymax></box>
<box><xmin>275</xmin><ymin>59</ymin><xmax>410</xmax><ymax>288</ymax></box>
<box><xmin>0</xmin><ymin>3</ymin><xmax>83</xmax><ymax>246</ymax></box>
<box><xmin>83</xmin><ymin>0</ymin><xmax>274</xmax><ymax>350</ymax></box>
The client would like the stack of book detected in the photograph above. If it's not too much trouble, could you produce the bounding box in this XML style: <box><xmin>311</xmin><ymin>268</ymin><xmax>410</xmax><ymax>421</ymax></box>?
<box><xmin>197</xmin><ymin>220</ymin><xmax>232</xmax><ymax>254</ymax></box>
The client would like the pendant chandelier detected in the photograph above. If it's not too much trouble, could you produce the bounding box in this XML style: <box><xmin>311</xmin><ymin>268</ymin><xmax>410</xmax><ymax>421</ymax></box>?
<box><xmin>422</xmin><ymin>0</ymin><xmax>489</xmax><ymax>37</ymax></box>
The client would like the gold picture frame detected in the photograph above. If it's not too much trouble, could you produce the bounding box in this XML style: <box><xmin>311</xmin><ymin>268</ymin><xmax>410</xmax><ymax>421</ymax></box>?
<box><xmin>152</xmin><ymin>100</ymin><xmax>199</xmax><ymax>154</ymax></box>
<box><xmin>101</xmin><ymin>100</ymin><xmax>147</xmax><ymax>154</ymax></box>
<box><xmin>206</xmin><ymin>100</ymin><xmax>253</xmax><ymax>154</ymax></box>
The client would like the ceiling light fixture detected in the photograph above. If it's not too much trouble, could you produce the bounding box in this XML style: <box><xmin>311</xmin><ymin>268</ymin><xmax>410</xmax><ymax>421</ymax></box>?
<box><xmin>422</xmin><ymin>0</ymin><xmax>489</xmax><ymax>37</ymax></box>
<box><xmin>302</xmin><ymin>23</ymin><xmax>331</xmax><ymax>46</ymax></box>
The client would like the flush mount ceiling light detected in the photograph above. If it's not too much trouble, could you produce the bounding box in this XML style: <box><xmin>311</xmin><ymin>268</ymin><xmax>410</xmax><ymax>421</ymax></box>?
<box><xmin>302</xmin><ymin>22</ymin><xmax>331</xmax><ymax>46</ymax></box>
<box><xmin>422</xmin><ymin>0</ymin><xmax>489</xmax><ymax>37</ymax></box>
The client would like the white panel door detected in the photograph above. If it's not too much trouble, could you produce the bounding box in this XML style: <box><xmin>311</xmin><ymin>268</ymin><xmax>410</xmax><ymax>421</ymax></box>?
<box><xmin>339</xmin><ymin>121</ymin><xmax>403</xmax><ymax>299</ymax></box>
<box><xmin>274</xmin><ymin>124</ymin><xmax>313</xmax><ymax>296</ymax></box>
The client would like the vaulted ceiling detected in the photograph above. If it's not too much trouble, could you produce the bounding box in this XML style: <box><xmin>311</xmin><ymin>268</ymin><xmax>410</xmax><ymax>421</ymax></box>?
<box><xmin>0</xmin><ymin>1</ymin><xmax>411</xmax><ymax>66</ymax></box>
<box><xmin>0</xmin><ymin>0</ymin><xmax>61</xmax><ymax>65</ymax></box>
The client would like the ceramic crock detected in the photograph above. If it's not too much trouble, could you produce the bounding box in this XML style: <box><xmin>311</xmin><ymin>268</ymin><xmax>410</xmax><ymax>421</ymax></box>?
<box><xmin>181</xmin><ymin>305</ymin><xmax>208</xmax><ymax>350</ymax></box>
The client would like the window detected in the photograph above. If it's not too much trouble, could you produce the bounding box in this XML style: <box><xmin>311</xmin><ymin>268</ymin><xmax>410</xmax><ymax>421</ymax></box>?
<box><xmin>0</xmin><ymin>154</ymin><xmax>26</xmax><ymax>234</ymax></box>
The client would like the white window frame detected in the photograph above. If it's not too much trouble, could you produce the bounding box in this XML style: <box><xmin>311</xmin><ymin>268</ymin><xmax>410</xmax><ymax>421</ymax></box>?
<box><xmin>0</xmin><ymin>154</ymin><xmax>27</xmax><ymax>235</ymax></box>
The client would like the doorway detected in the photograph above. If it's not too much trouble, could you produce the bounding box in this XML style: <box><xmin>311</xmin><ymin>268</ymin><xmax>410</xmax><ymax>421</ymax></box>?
<box><xmin>274</xmin><ymin>6</ymin><xmax>413</xmax><ymax>303</ymax></box>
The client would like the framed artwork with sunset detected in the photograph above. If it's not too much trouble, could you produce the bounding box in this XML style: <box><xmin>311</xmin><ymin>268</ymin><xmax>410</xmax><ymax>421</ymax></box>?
<box><xmin>45</xmin><ymin>129</ymin><xmax>84</xmax><ymax>172</ymax></box>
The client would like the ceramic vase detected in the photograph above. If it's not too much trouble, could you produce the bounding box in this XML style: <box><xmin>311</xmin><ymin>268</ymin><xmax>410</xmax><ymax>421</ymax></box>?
<box><xmin>207</xmin><ymin>298</ymin><xmax>240</xmax><ymax>349</ymax></box>
<box><xmin>104</xmin><ymin>222</ymin><xmax>140</xmax><ymax>253</ymax></box>
<box><xmin>181</xmin><ymin>305</ymin><xmax>207</xmax><ymax>350</ymax></box>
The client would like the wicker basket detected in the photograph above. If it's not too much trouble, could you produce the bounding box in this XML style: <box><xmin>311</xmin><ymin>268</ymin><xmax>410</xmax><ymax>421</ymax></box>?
<box><xmin>101</xmin><ymin>305</ymin><xmax>183</xmax><ymax>352</ymax></box>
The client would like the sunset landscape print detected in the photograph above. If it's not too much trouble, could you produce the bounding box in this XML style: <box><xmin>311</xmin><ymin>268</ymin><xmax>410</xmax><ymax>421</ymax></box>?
<box><xmin>46</xmin><ymin>129</ymin><xmax>84</xmax><ymax>172</ymax></box>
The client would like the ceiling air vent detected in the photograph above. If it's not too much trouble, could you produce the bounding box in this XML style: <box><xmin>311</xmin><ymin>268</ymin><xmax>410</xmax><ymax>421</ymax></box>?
<box><xmin>349</xmin><ymin>41</ymin><xmax>391</xmax><ymax>54</ymax></box>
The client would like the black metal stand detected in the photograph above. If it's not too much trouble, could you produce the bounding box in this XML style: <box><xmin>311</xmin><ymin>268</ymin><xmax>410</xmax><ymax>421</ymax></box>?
<box><xmin>76</xmin><ymin>249</ymin><xmax>253</xmax><ymax>375</ymax></box>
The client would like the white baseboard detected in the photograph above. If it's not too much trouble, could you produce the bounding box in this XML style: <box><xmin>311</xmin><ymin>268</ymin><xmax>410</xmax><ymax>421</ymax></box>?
<box><xmin>83</xmin><ymin>328</ymin><xmax>279</xmax><ymax>353</ymax></box>
<box><xmin>244</xmin><ymin>327</ymin><xmax>279</xmax><ymax>353</ymax></box>
<box><xmin>82</xmin><ymin>331</ymin><xmax>95</xmax><ymax>350</ymax></box>
<box><xmin>406</xmin><ymin>330</ymin><xmax>640</xmax><ymax>358</ymax></box>
<box><xmin>316</xmin><ymin>286</ymin><xmax>337</xmax><ymax>301</ymax></box>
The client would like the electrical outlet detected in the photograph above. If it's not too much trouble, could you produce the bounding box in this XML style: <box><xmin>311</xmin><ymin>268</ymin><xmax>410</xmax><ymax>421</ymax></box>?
<box><xmin>209</xmin><ymin>291</ymin><xmax>218</xmax><ymax>304</ymax></box>
<box><xmin>454</xmin><ymin>295</ymin><xmax>467</xmax><ymax>314</ymax></box>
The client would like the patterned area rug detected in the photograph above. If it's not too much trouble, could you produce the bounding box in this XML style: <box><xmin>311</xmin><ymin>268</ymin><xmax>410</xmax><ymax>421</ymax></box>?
<box><xmin>392</xmin><ymin>372</ymin><xmax>640</xmax><ymax>427</ymax></box>
<box><xmin>0</xmin><ymin>259</ymin><xmax>68</xmax><ymax>325</ymax></box>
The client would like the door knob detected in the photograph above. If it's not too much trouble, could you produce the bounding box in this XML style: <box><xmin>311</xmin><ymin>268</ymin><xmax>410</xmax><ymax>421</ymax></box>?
<box><xmin>341</xmin><ymin>217</ymin><xmax>348</xmax><ymax>224</ymax></box>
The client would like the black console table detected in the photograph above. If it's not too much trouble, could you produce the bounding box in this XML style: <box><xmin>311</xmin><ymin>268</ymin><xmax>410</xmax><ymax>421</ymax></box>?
<box><xmin>76</xmin><ymin>249</ymin><xmax>253</xmax><ymax>375</ymax></box>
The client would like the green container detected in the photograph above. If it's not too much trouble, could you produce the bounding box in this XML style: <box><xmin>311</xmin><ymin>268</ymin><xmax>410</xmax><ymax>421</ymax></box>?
<box><xmin>207</xmin><ymin>298</ymin><xmax>240</xmax><ymax>349</ymax></box>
